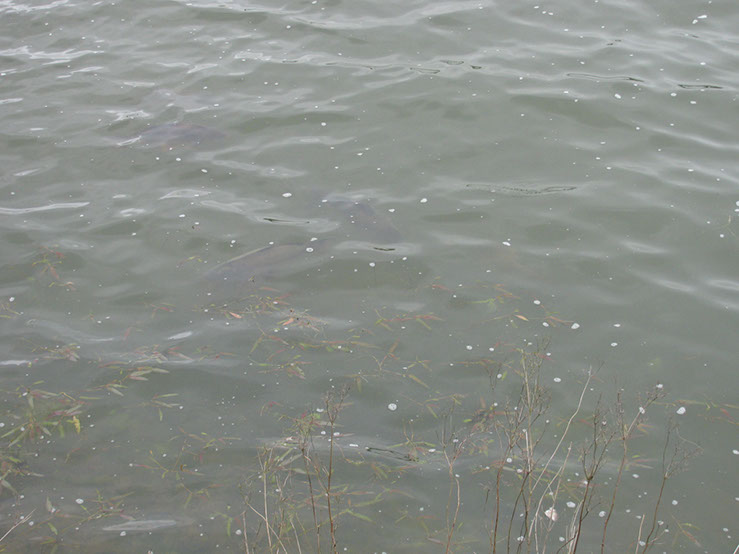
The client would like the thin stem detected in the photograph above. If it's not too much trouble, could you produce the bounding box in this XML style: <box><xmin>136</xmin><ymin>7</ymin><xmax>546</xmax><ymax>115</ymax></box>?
<box><xmin>530</xmin><ymin>369</ymin><xmax>592</xmax><ymax>496</ymax></box>
<box><xmin>602</xmin><ymin>388</ymin><xmax>661</xmax><ymax>553</ymax></box>
<box><xmin>301</xmin><ymin>445</ymin><xmax>320</xmax><ymax>554</ymax></box>
<box><xmin>634</xmin><ymin>514</ymin><xmax>646</xmax><ymax>554</ymax></box>
<box><xmin>262</xmin><ymin>452</ymin><xmax>273</xmax><ymax>551</ymax></box>
<box><xmin>327</xmin><ymin>414</ymin><xmax>337</xmax><ymax>554</ymax></box>
<box><xmin>241</xmin><ymin>511</ymin><xmax>250</xmax><ymax>554</ymax></box>
<box><xmin>0</xmin><ymin>510</ymin><xmax>34</xmax><ymax>543</ymax></box>
<box><xmin>444</xmin><ymin>451</ymin><xmax>462</xmax><ymax>554</ymax></box>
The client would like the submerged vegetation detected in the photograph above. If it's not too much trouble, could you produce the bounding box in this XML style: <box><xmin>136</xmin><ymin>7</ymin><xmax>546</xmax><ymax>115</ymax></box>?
<box><xmin>0</xmin><ymin>245</ymin><xmax>725</xmax><ymax>552</ymax></box>
<box><xmin>236</xmin><ymin>345</ymin><xmax>702</xmax><ymax>553</ymax></box>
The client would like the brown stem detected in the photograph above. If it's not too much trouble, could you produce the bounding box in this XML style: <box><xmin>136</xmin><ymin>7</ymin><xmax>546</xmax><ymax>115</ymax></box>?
<box><xmin>301</xmin><ymin>445</ymin><xmax>320</xmax><ymax>554</ymax></box>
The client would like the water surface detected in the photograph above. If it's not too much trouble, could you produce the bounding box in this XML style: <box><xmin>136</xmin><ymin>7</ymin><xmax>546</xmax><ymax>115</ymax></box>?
<box><xmin>0</xmin><ymin>0</ymin><xmax>737</xmax><ymax>551</ymax></box>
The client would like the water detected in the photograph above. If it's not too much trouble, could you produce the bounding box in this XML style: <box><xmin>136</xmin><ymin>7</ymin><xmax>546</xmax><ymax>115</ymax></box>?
<box><xmin>1</xmin><ymin>0</ymin><xmax>737</xmax><ymax>551</ymax></box>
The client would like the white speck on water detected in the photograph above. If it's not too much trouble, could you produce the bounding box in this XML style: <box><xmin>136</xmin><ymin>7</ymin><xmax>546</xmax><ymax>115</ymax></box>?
<box><xmin>502</xmin><ymin>241</ymin><xmax>511</xmax><ymax>246</ymax></box>
<box><xmin>571</xmin><ymin>323</ymin><xmax>580</xmax><ymax>330</ymax></box>
<box><xmin>611</xmin><ymin>342</ymin><xmax>618</xmax><ymax>347</ymax></box>
<box><xmin>533</xmin><ymin>299</ymin><xmax>541</xmax><ymax>305</ymax></box>
<box><xmin>542</xmin><ymin>322</ymin><xmax>550</xmax><ymax>327</ymax></box>
<box><xmin>369</xmin><ymin>262</ymin><xmax>375</xmax><ymax>267</ymax></box>
<box><xmin>420</xmin><ymin>197</ymin><xmax>428</xmax><ymax>203</ymax></box>
<box><xmin>178</xmin><ymin>214</ymin><xmax>185</xmax><ymax>218</ymax></box>
<box><xmin>566</xmin><ymin>501</ymin><xmax>576</xmax><ymax>508</ymax></box>
<box><xmin>599</xmin><ymin>510</ymin><xmax>606</xmax><ymax>517</ymax></box>
<box><xmin>75</xmin><ymin>498</ymin><xmax>84</xmax><ymax>504</ymax></box>
<box><xmin>656</xmin><ymin>383</ymin><xmax>664</xmax><ymax>389</ymax></box>
<box><xmin>306</xmin><ymin>247</ymin><xmax>314</xmax><ymax>252</ymax></box>
<box><xmin>466</xmin><ymin>345</ymin><xmax>473</xmax><ymax>350</ymax></box>
<box><xmin>732</xmin><ymin>449</ymin><xmax>739</xmax><ymax>455</ymax></box>
<box><xmin>613</xmin><ymin>323</ymin><xmax>621</xmax><ymax>327</ymax></box>
<box><xmin>614</xmin><ymin>93</ymin><xmax>621</xmax><ymax>99</ymax></box>
<box><xmin>553</xmin><ymin>377</ymin><xmax>561</xmax><ymax>383</ymax></box>
<box><xmin>282</xmin><ymin>192</ymin><xmax>292</xmax><ymax>198</ymax></box>
<box><xmin>387</xmin><ymin>403</ymin><xmax>397</xmax><ymax>411</ymax></box>
<box><xmin>672</xmin><ymin>500</ymin><xmax>678</xmax><ymax>505</ymax></box>
<box><xmin>632</xmin><ymin>474</ymin><xmax>639</xmax><ymax>479</ymax></box>
<box><xmin>676</xmin><ymin>406</ymin><xmax>686</xmax><ymax>415</ymax></box>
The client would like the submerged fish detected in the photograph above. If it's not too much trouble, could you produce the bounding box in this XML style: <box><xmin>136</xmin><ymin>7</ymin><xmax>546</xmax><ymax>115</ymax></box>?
<box><xmin>322</xmin><ymin>197</ymin><xmax>402</xmax><ymax>245</ymax></box>
<box><xmin>204</xmin><ymin>199</ymin><xmax>401</xmax><ymax>286</ymax></box>
<box><xmin>205</xmin><ymin>240</ymin><xmax>331</xmax><ymax>285</ymax></box>
<box><xmin>102</xmin><ymin>517</ymin><xmax>192</xmax><ymax>532</ymax></box>
<box><xmin>259</xmin><ymin>434</ymin><xmax>421</xmax><ymax>465</ymax></box>
<box><xmin>122</xmin><ymin>123</ymin><xmax>226</xmax><ymax>149</ymax></box>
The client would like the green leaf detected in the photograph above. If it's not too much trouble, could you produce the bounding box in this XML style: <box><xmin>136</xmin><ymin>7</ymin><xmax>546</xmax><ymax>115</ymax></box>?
<box><xmin>346</xmin><ymin>510</ymin><xmax>373</xmax><ymax>523</ymax></box>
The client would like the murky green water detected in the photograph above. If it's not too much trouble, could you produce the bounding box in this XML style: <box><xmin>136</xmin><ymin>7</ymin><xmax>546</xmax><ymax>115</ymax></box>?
<box><xmin>1</xmin><ymin>0</ymin><xmax>737</xmax><ymax>551</ymax></box>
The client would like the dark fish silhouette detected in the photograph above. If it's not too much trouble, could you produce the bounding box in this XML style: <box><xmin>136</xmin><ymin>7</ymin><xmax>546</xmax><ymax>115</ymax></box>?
<box><xmin>205</xmin><ymin>199</ymin><xmax>401</xmax><ymax>286</ymax></box>
<box><xmin>330</xmin><ymin>199</ymin><xmax>402</xmax><ymax>244</ymax></box>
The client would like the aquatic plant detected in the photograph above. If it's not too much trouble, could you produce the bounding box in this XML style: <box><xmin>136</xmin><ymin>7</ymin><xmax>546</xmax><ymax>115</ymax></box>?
<box><xmin>236</xmin><ymin>342</ymin><xmax>700</xmax><ymax>553</ymax></box>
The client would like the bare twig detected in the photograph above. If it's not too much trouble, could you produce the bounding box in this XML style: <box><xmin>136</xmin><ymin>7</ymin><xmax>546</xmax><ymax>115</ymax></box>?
<box><xmin>241</xmin><ymin>510</ymin><xmax>250</xmax><ymax>554</ymax></box>
<box><xmin>635</xmin><ymin>513</ymin><xmax>646</xmax><ymax>554</ymax></box>
<box><xmin>641</xmin><ymin>420</ymin><xmax>700</xmax><ymax>553</ymax></box>
<box><xmin>0</xmin><ymin>509</ymin><xmax>35</xmax><ymax>543</ymax></box>
<box><xmin>601</xmin><ymin>385</ymin><xmax>663</xmax><ymax>553</ymax></box>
